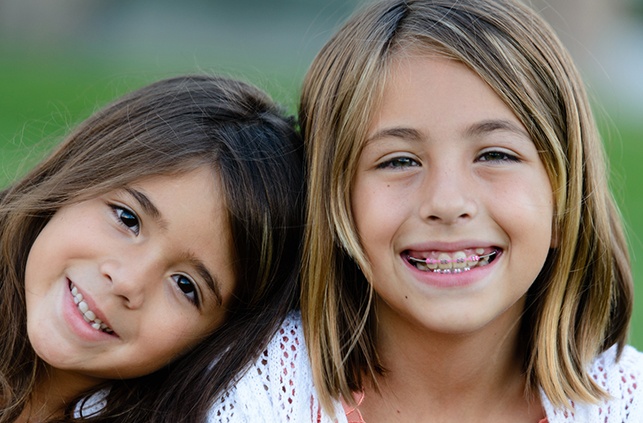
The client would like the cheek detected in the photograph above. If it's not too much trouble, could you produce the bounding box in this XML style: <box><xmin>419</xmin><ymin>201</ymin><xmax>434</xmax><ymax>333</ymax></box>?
<box><xmin>494</xmin><ymin>182</ymin><xmax>554</xmax><ymax>267</ymax></box>
<box><xmin>352</xmin><ymin>181</ymin><xmax>409</xmax><ymax>244</ymax></box>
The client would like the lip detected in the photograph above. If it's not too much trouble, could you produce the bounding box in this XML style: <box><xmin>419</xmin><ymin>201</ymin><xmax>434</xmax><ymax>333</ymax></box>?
<box><xmin>403</xmin><ymin>240</ymin><xmax>499</xmax><ymax>252</ymax></box>
<box><xmin>63</xmin><ymin>278</ymin><xmax>118</xmax><ymax>340</ymax></box>
<box><xmin>400</xmin><ymin>242</ymin><xmax>503</xmax><ymax>288</ymax></box>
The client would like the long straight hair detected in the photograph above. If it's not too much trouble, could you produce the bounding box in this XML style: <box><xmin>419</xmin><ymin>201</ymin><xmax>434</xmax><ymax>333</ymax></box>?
<box><xmin>0</xmin><ymin>74</ymin><xmax>304</xmax><ymax>422</ymax></box>
<box><xmin>299</xmin><ymin>0</ymin><xmax>632</xmax><ymax>413</ymax></box>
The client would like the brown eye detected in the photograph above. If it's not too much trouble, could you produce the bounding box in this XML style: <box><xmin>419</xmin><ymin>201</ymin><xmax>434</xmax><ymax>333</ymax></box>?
<box><xmin>112</xmin><ymin>206</ymin><xmax>140</xmax><ymax>235</ymax></box>
<box><xmin>172</xmin><ymin>274</ymin><xmax>199</xmax><ymax>306</ymax></box>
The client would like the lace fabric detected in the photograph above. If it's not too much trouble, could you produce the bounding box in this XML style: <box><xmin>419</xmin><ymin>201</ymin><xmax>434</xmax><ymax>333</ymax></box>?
<box><xmin>208</xmin><ymin>312</ymin><xmax>343</xmax><ymax>423</ymax></box>
<box><xmin>541</xmin><ymin>344</ymin><xmax>643</xmax><ymax>422</ymax></box>
<box><xmin>208</xmin><ymin>312</ymin><xmax>643</xmax><ymax>423</ymax></box>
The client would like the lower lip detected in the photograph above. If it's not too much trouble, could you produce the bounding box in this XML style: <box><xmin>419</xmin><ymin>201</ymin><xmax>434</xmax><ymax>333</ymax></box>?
<box><xmin>62</xmin><ymin>280</ymin><xmax>115</xmax><ymax>342</ymax></box>
<box><xmin>403</xmin><ymin>254</ymin><xmax>499</xmax><ymax>289</ymax></box>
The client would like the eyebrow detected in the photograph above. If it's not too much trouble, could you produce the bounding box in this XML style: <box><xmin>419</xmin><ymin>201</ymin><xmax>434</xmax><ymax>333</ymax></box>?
<box><xmin>125</xmin><ymin>187</ymin><xmax>223</xmax><ymax>306</ymax></box>
<box><xmin>367</xmin><ymin>127</ymin><xmax>423</xmax><ymax>143</ymax></box>
<box><xmin>125</xmin><ymin>188</ymin><xmax>163</xmax><ymax>222</ymax></box>
<box><xmin>188</xmin><ymin>255</ymin><xmax>224</xmax><ymax>306</ymax></box>
<box><xmin>464</xmin><ymin>119</ymin><xmax>530</xmax><ymax>140</ymax></box>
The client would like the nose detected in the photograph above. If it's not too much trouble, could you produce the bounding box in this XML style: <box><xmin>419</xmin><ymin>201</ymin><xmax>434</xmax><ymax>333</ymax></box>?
<box><xmin>100</xmin><ymin>253</ymin><xmax>161</xmax><ymax>309</ymax></box>
<box><xmin>419</xmin><ymin>162</ymin><xmax>477</xmax><ymax>224</ymax></box>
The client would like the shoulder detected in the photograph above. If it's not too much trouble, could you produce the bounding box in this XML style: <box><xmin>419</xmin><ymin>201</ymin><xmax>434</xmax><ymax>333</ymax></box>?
<box><xmin>588</xmin><ymin>344</ymin><xmax>643</xmax><ymax>408</ymax></box>
<box><xmin>208</xmin><ymin>311</ymin><xmax>318</xmax><ymax>423</ymax></box>
<box><xmin>543</xmin><ymin>344</ymin><xmax>643</xmax><ymax>422</ymax></box>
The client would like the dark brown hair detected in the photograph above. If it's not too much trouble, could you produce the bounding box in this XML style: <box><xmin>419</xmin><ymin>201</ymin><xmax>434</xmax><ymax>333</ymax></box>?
<box><xmin>0</xmin><ymin>74</ymin><xmax>304</xmax><ymax>422</ymax></box>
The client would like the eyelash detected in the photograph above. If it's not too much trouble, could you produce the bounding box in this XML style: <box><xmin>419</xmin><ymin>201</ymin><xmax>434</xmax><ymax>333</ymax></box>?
<box><xmin>111</xmin><ymin>205</ymin><xmax>141</xmax><ymax>235</ymax></box>
<box><xmin>477</xmin><ymin>150</ymin><xmax>520</xmax><ymax>163</ymax></box>
<box><xmin>376</xmin><ymin>156</ymin><xmax>420</xmax><ymax>169</ymax></box>
<box><xmin>172</xmin><ymin>274</ymin><xmax>200</xmax><ymax>307</ymax></box>
<box><xmin>376</xmin><ymin>150</ymin><xmax>521</xmax><ymax>169</ymax></box>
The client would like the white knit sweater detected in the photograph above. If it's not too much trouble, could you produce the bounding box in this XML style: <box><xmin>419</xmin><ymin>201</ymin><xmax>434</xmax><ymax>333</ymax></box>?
<box><xmin>208</xmin><ymin>312</ymin><xmax>643</xmax><ymax>423</ymax></box>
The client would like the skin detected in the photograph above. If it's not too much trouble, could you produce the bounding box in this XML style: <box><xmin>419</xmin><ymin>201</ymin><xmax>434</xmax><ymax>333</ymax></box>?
<box><xmin>350</xmin><ymin>55</ymin><xmax>553</xmax><ymax>422</ymax></box>
<box><xmin>23</xmin><ymin>167</ymin><xmax>236</xmax><ymax>420</ymax></box>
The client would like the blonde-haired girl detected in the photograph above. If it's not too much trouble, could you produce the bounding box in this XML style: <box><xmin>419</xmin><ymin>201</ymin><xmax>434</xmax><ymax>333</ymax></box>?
<box><xmin>210</xmin><ymin>0</ymin><xmax>642</xmax><ymax>421</ymax></box>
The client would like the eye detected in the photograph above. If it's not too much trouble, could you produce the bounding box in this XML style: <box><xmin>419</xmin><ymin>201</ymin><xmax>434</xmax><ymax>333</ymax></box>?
<box><xmin>477</xmin><ymin>150</ymin><xmax>520</xmax><ymax>163</ymax></box>
<box><xmin>376</xmin><ymin>156</ymin><xmax>420</xmax><ymax>169</ymax></box>
<box><xmin>112</xmin><ymin>205</ymin><xmax>140</xmax><ymax>235</ymax></box>
<box><xmin>172</xmin><ymin>274</ymin><xmax>200</xmax><ymax>306</ymax></box>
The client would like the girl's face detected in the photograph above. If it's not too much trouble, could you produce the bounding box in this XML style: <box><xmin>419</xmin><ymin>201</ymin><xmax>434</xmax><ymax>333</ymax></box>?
<box><xmin>25</xmin><ymin>167</ymin><xmax>236</xmax><ymax>388</ymax></box>
<box><xmin>351</xmin><ymin>56</ymin><xmax>554</xmax><ymax>337</ymax></box>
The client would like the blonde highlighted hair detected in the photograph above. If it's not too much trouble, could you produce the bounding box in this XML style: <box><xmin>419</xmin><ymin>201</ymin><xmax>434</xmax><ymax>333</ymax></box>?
<box><xmin>299</xmin><ymin>0</ymin><xmax>632</xmax><ymax>414</ymax></box>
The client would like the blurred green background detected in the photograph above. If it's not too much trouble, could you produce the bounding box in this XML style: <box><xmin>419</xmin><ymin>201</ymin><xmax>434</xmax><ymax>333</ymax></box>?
<box><xmin>1</xmin><ymin>0</ymin><xmax>642</xmax><ymax>348</ymax></box>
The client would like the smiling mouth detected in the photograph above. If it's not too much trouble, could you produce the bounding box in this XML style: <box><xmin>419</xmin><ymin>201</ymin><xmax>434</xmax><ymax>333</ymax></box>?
<box><xmin>69</xmin><ymin>283</ymin><xmax>114</xmax><ymax>334</ymax></box>
<box><xmin>406</xmin><ymin>248</ymin><xmax>499</xmax><ymax>274</ymax></box>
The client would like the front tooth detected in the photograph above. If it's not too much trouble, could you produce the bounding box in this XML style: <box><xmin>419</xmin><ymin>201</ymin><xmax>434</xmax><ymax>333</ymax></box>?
<box><xmin>452</xmin><ymin>251</ymin><xmax>467</xmax><ymax>269</ymax></box>
<box><xmin>78</xmin><ymin>300</ymin><xmax>89</xmax><ymax>313</ymax></box>
<box><xmin>438</xmin><ymin>253</ymin><xmax>452</xmax><ymax>270</ymax></box>
<box><xmin>84</xmin><ymin>310</ymin><xmax>96</xmax><ymax>321</ymax></box>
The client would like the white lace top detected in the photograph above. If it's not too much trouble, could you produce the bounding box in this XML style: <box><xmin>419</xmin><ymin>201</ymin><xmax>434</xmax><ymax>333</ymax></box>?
<box><xmin>208</xmin><ymin>312</ymin><xmax>643</xmax><ymax>422</ymax></box>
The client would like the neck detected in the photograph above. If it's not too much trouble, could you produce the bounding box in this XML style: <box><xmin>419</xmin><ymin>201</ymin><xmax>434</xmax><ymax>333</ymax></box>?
<box><xmin>17</xmin><ymin>364</ymin><xmax>103</xmax><ymax>422</ymax></box>
<box><xmin>358</xmin><ymin>297</ymin><xmax>542</xmax><ymax>422</ymax></box>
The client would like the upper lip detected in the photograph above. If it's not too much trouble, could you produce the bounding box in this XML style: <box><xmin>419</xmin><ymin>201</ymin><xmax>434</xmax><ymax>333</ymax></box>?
<box><xmin>402</xmin><ymin>240</ymin><xmax>502</xmax><ymax>253</ymax></box>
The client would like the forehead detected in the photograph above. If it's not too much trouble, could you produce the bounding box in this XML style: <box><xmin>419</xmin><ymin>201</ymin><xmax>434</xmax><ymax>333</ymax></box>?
<box><xmin>369</xmin><ymin>55</ymin><xmax>521</xmax><ymax>137</ymax></box>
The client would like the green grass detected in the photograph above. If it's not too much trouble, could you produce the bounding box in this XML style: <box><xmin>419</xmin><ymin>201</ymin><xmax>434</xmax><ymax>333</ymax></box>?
<box><xmin>2</xmin><ymin>50</ymin><xmax>642</xmax><ymax>349</ymax></box>
<box><xmin>604</xmin><ymin>121</ymin><xmax>643</xmax><ymax>348</ymax></box>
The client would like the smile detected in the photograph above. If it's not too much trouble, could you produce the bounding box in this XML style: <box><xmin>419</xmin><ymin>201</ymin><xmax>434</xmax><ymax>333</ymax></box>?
<box><xmin>406</xmin><ymin>248</ymin><xmax>499</xmax><ymax>273</ymax></box>
<box><xmin>69</xmin><ymin>283</ymin><xmax>114</xmax><ymax>334</ymax></box>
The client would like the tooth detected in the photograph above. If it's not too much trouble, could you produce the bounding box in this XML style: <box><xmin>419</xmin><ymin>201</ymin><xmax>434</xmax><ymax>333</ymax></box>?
<box><xmin>94</xmin><ymin>318</ymin><xmax>102</xmax><ymax>325</ymax></box>
<box><xmin>452</xmin><ymin>251</ymin><xmax>467</xmax><ymax>269</ymax></box>
<box><xmin>83</xmin><ymin>315</ymin><xmax>91</xmax><ymax>322</ymax></box>
<box><xmin>438</xmin><ymin>253</ymin><xmax>452</xmax><ymax>270</ymax></box>
<box><xmin>84</xmin><ymin>310</ymin><xmax>96</xmax><ymax>321</ymax></box>
<box><xmin>71</xmin><ymin>286</ymin><xmax>78</xmax><ymax>296</ymax></box>
<box><xmin>78</xmin><ymin>301</ymin><xmax>89</xmax><ymax>313</ymax></box>
<box><xmin>467</xmin><ymin>255</ymin><xmax>479</xmax><ymax>267</ymax></box>
<box><xmin>426</xmin><ymin>258</ymin><xmax>438</xmax><ymax>270</ymax></box>
<box><xmin>91</xmin><ymin>322</ymin><xmax>101</xmax><ymax>330</ymax></box>
<box><xmin>73</xmin><ymin>296</ymin><xmax>80</xmax><ymax>305</ymax></box>
<box><xmin>479</xmin><ymin>256</ymin><xmax>490</xmax><ymax>266</ymax></box>
<box><xmin>476</xmin><ymin>248</ymin><xmax>485</xmax><ymax>255</ymax></box>
<box><xmin>415</xmin><ymin>261</ymin><xmax>428</xmax><ymax>271</ymax></box>
<box><xmin>76</xmin><ymin>293</ymin><xmax>83</xmax><ymax>302</ymax></box>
